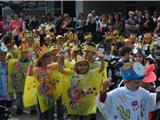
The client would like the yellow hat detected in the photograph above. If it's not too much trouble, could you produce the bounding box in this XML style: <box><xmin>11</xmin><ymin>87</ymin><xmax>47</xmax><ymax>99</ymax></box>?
<box><xmin>50</xmin><ymin>45</ymin><xmax>58</xmax><ymax>52</ymax></box>
<box><xmin>129</xmin><ymin>34</ymin><xmax>137</xmax><ymax>39</ymax></box>
<box><xmin>45</xmin><ymin>34</ymin><xmax>52</xmax><ymax>40</ymax></box>
<box><xmin>72</xmin><ymin>45</ymin><xmax>80</xmax><ymax>52</ymax></box>
<box><xmin>19</xmin><ymin>39</ymin><xmax>29</xmax><ymax>53</ymax></box>
<box><xmin>65</xmin><ymin>32</ymin><xmax>78</xmax><ymax>40</ymax></box>
<box><xmin>143</xmin><ymin>33</ymin><xmax>152</xmax><ymax>38</ymax></box>
<box><xmin>84</xmin><ymin>33</ymin><xmax>92</xmax><ymax>40</ymax></box>
<box><xmin>33</xmin><ymin>44</ymin><xmax>48</xmax><ymax>60</ymax></box>
<box><xmin>56</xmin><ymin>35</ymin><xmax>64</xmax><ymax>40</ymax></box>
<box><xmin>75</xmin><ymin>55</ymin><xmax>88</xmax><ymax>65</ymax></box>
<box><xmin>124</xmin><ymin>38</ymin><xmax>130</xmax><ymax>42</ymax></box>
<box><xmin>113</xmin><ymin>30</ymin><xmax>119</xmax><ymax>35</ymax></box>
<box><xmin>83</xmin><ymin>45</ymin><xmax>97</xmax><ymax>53</ymax></box>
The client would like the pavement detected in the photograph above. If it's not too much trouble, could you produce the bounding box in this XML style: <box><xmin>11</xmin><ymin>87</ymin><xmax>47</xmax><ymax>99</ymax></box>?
<box><xmin>9</xmin><ymin>111</ymin><xmax>105</xmax><ymax>120</ymax></box>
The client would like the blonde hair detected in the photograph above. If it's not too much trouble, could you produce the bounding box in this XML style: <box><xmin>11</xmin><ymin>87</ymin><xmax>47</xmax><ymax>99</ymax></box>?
<box><xmin>87</xmin><ymin>13</ymin><xmax>94</xmax><ymax>23</ymax></box>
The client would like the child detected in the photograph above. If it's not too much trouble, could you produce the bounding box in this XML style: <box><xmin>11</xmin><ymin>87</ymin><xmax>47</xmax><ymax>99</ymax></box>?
<box><xmin>0</xmin><ymin>41</ymin><xmax>13</xmax><ymax>119</ymax></box>
<box><xmin>142</xmin><ymin>64</ymin><xmax>160</xmax><ymax>120</ymax></box>
<box><xmin>8</xmin><ymin>40</ymin><xmax>30</xmax><ymax>115</ymax></box>
<box><xmin>97</xmin><ymin>62</ymin><xmax>160</xmax><ymax>120</ymax></box>
<box><xmin>33</xmin><ymin>51</ymin><xmax>55</xmax><ymax>120</ymax></box>
<box><xmin>58</xmin><ymin>51</ymin><xmax>104</xmax><ymax>120</ymax></box>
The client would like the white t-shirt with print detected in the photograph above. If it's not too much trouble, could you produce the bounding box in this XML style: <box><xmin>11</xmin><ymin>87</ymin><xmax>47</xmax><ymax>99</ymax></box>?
<box><xmin>96</xmin><ymin>86</ymin><xmax>159</xmax><ymax>120</ymax></box>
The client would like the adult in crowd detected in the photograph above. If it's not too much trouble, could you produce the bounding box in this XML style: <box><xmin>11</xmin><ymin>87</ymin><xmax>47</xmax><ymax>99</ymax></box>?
<box><xmin>124</xmin><ymin>11</ymin><xmax>140</xmax><ymax>37</ymax></box>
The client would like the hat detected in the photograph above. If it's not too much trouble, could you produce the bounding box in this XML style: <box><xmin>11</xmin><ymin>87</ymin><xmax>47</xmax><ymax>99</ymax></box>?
<box><xmin>56</xmin><ymin>35</ymin><xmax>64</xmax><ymax>40</ymax></box>
<box><xmin>50</xmin><ymin>45</ymin><xmax>58</xmax><ymax>52</ymax></box>
<box><xmin>116</xmin><ymin>35</ymin><xmax>125</xmax><ymax>42</ymax></box>
<box><xmin>121</xmin><ymin>62</ymin><xmax>145</xmax><ymax>81</ymax></box>
<box><xmin>75</xmin><ymin>55</ymin><xmax>88</xmax><ymax>65</ymax></box>
<box><xmin>33</xmin><ymin>44</ymin><xmax>48</xmax><ymax>60</ymax></box>
<box><xmin>143</xmin><ymin>33</ymin><xmax>152</xmax><ymax>38</ymax></box>
<box><xmin>124</xmin><ymin>38</ymin><xmax>130</xmax><ymax>42</ymax></box>
<box><xmin>103</xmin><ymin>35</ymin><xmax>114</xmax><ymax>41</ymax></box>
<box><xmin>143</xmin><ymin>64</ymin><xmax>156</xmax><ymax>83</ymax></box>
<box><xmin>66</xmin><ymin>32</ymin><xmax>78</xmax><ymax>40</ymax></box>
<box><xmin>72</xmin><ymin>45</ymin><xmax>80</xmax><ymax>52</ymax></box>
<box><xmin>45</xmin><ymin>34</ymin><xmax>52</xmax><ymax>40</ymax></box>
<box><xmin>113</xmin><ymin>30</ymin><xmax>119</xmax><ymax>35</ymax></box>
<box><xmin>84</xmin><ymin>33</ymin><xmax>92</xmax><ymax>40</ymax></box>
<box><xmin>83</xmin><ymin>45</ymin><xmax>97</xmax><ymax>53</ymax></box>
<box><xmin>0</xmin><ymin>42</ymin><xmax>8</xmax><ymax>53</ymax></box>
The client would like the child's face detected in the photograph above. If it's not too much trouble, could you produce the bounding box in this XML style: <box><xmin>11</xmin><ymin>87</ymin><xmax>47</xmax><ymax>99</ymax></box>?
<box><xmin>124</xmin><ymin>78</ymin><xmax>143</xmax><ymax>90</ymax></box>
<box><xmin>50</xmin><ymin>50</ymin><xmax>58</xmax><ymax>62</ymax></box>
<box><xmin>43</xmin><ymin>57</ymin><xmax>51</xmax><ymax>65</ymax></box>
<box><xmin>76</xmin><ymin>61</ymin><xmax>89</xmax><ymax>74</ymax></box>
<box><xmin>45</xmin><ymin>38</ymin><xmax>52</xmax><ymax>45</ymax></box>
<box><xmin>0</xmin><ymin>53</ymin><xmax>7</xmax><ymax>62</ymax></box>
<box><xmin>58</xmin><ymin>39</ymin><xmax>65</xmax><ymax>45</ymax></box>
<box><xmin>27</xmin><ymin>38</ymin><xmax>34</xmax><ymax>47</ymax></box>
<box><xmin>135</xmin><ymin>55</ymin><xmax>144</xmax><ymax>63</ymax></box>
<box><xmin>20</xmin><ymin>51</ymin><xmax>30</xmax><ymax>61</ymax></box>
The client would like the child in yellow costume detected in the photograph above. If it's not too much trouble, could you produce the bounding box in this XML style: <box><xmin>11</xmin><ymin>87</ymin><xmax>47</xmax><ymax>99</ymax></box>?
<box><xmin>33</xmin><ymin>52</ymin><xmax>55</xmax><ymax>120</ymax></box>
<box><xmin>83</xmin><ymin>45</ymin><xmax>107</xmax><ymax>81</ymax></box>
<box><xmin>58</xmin><ymin>51</ymin><xmax>105</xmax><ymax>119</ymax></box>
<box><xmin>63</xmin><ymin>32</ymin><xmax>78</xmax><ymax>48</ymax></box>
<box><xmin>49</xmin><ymin>46</ymin><xmax>64</xmax><ymax>120</ymax></box>
<box><xmin>8</xmin><ymin>40</ymin><xmax>30</xmax><ymax>115</ymax></box>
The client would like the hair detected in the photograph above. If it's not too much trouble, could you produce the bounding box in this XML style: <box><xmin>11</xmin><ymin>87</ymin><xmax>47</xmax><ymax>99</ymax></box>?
<box><xmin>36</xmin><ymin>52</ymin><xmax>50</xmax><ymax>67</ymax></box>
<box><xmin>119</xmin><ymin>46</ymin><xmax>132</xmax><ymax>57</ymax></box>
<box><xmin>79</xmin><ymin>13</ymin><xmax>84</xmax><ymax>19</ymax></box>
<box><xmin>3</xmin><ymin>36</ymin><xmax>13</xmax><ymax>45</ymax></box>
<box><xmin>87</xmin><ymin>13</ymin><xmax>94</xmax><ymax>23</ymax></box>
<box><xmin>146</xmin><ymin>58</ymin><xmax>154</xmax><ymax>64</ymax></box>
<box><xmin>53</xmin><ymin>12</ymin><xmax>59</xmax><ymax>17</ymax></box>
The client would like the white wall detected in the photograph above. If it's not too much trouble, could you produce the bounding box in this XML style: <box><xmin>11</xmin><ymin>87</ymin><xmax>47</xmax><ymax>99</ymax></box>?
<box><xmin>75</xmin><ymin>1</ymin><xmax>84</xmax><ymax>17</ymax></box>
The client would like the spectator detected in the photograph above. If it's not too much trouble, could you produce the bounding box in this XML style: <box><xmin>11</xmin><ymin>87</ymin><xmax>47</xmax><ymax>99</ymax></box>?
<box><xmin>135</xmin><ymin>10</ymin><xmax>144</xmax><ymax>34</ymax></box>
<box><xmin>22</xmin><ymin>15</ymin><xmax>30</xmax><ymax>31</ymax></box>
<box><xmin>154</xmin><ymin>17</ymin><xmax>160</xmax><ymax>34</ymax></box>
<box><xmin>52</xmin><ymin>12</ymin><xmax>62</xmax><ymax>34</ymax></box>
<box><xmin>9</xmin><ymin>13</ymin><xmax>22</xmax><ymax>32</ymax></box>
<box><xmin>113</xmin><ymin>13</ymin><xmax>124</xmax><ymax>34</ymax></box>
<box><xmin>45</xmin><ymin>18</ymin><xmax>56</xmax><ymax>34</ymax></box>
<box><xmin>30</xmin><ymin>15</ymin><xmax>39</xmax><ymax>30</ymax></box>
<box><xmin>143</xmin><ymin>11</ymin><xmax>155</xmax><ymax>32</ymax></box>
<box><xmin>60</xmin><ymin>13</ymin><xmax>73</xmax><ymax>34</ymax></box>
<box><xmin>124</xmin><ymin>11</ymin><xmax>140</xmax><ymax>37</ymax></box>
<box><xmin>0</xmin><ymin>15</ymin><xmax>9</xmax><ymax>35</ymax></box>
<box><xmin>99</xmin><ymin>13</ymin><xmax>108</xmax><ymax>33</ymax></box>
<box><xmin>152</xmin><ymin>11</ymin><xmax>158</xmax><ymax>22</ymax></box>
<box><xmin>84</xmin><ymin>13</ymin><xmax>96</xmax><ymax>35</ymax></box>
<box><xmin>75</xmin><ymin>13</ymin><xmax>86</xmax><ymax>41</ymax></box>
<box><xmin>108</xmin><ymin>14</ymin><xmax>114</xmax><ymax>25</ymax></box>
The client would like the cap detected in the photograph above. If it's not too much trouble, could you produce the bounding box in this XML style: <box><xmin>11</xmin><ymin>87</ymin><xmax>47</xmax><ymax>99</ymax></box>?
<box><xmin>121</xmin><ymin>62</ymin><xmax>145</xmax><ymax>81</ymax></box>
<box><xmin>143</xmin><ymin>64</ymin><xmax>156</xmax><ymax>83</ymax></box>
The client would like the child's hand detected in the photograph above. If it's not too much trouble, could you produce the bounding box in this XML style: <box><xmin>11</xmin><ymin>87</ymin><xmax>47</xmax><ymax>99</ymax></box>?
<box><xmin>101</xmin><ymin>78</ymin><xmax>114</xmax><ymax>93</ymax></box>
<box><xmin>97</xmin><ymin>51</ymin><xmax>104</xmax><ymax>59</ymax></box>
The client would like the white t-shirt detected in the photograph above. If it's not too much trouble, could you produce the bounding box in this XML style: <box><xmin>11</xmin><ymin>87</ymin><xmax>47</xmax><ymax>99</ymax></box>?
<box><xmin>96</xmin><ymin>86</ymin><xmax>160</xmax><ymax>120</ymax></box>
